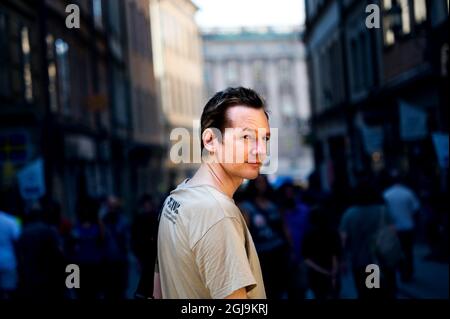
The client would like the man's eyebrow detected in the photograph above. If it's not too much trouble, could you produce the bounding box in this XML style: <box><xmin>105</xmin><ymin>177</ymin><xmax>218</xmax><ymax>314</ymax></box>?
<box><xmin>241</xmin><ymin>128</ymin><xmax>270</xmax><ymax>136</ymax></box>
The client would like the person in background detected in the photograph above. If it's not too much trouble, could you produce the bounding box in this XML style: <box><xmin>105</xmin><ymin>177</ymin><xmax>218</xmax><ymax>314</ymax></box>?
<box><xmin>0</xmin><ymin>199</ymin><xmax>21</xmax><ymax>300</ymax></box>
<box><xmin>240</xmin><ymin>175</ymin><xmax>290</xmax><ymax>299</ymax></box>
<box><xmin>276</xmin><ymin>181</ymin><xmax>310</xmax><ymax>299</ymax></box>
<box><xmin>101</xmin><ymin>195</ymin><xmax>130</xmax><ymax>299</ymax></box>
<box><xmin>131</xmin><ymin>194</ymin><xmax>160</xmax><ymax>298</ymax></box>
<box><xmin>16</xmin><ymin>202</ymin><xmax>66</xmax><ymax>300</ymax></box>
<box><xmin>69</xmin><ymin>198</ymin><xmax>104</xmax><ymax>299</ymax></box>
<box><xmin>340</xmin><ymin>182</ymin><xmax>398</xmax><ymax>299</ymax></box>
<box><xmin>302</xmin><ymin>205</ymin><xmax>341</xmax><ymax>300</ymax></box>
<box><xmin>131</xmin><ymin>194</ymin><xmax>159</xmax><ymax>269</ymax></box>
<box><xmin>383</xmin><ymin>172</ymin><xmax>420</xmax><ymax>282</ymax></box>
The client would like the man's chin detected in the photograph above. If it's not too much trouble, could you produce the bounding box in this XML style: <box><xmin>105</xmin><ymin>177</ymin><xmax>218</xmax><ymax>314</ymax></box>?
<box><xmin>242</xmin><ymin>168</ymin><xmax>260</xmax><ymax>180</ymax></box>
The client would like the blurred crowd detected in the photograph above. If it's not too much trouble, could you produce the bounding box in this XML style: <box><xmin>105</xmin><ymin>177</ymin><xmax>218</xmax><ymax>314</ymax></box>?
<box><xmin>0</xmin><ymin>192</ymin><xmax>161</xmax><ymax>300</ymax></box>
<box><xmin>0</xmin><ymin>169</ymin><xmax>448</xmax><ymax>300</ymax></box>
<box><xmin>235</xmin><ymin>169</ymin><xmax>448</xmax><ymax>300</ymax></box>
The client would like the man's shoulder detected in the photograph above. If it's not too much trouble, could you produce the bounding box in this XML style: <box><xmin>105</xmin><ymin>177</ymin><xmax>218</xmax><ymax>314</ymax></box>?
<box><xmin>161</xmin><ymin>185</ymin><xmax>242</xmax><ymax>248</ymax></box>
<box><xmin>168</xmin><ymin>185</ymin><xmax>238</xmax><ymax>215</ymax></box>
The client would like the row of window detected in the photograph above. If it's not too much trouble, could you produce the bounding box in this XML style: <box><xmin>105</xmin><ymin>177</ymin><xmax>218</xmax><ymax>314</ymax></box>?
<box><xmin>383</xmin><ymin>0</ymin><xmax>429</xmax><ymax>46</ymax></box>
<box><xmin>305</xmin><ymin>0</ymin><xmax>327</xmax><ymax>23</ymax></box>
<box><xmin>309</xmin><ymin>0</ymin><xmax>446</xmax><ymax>113</ymax></box>
<box><xmin>350</xmin><ymin>32</ymin><xmax>373</xmax><ymax>95</ymax></box>
<box><xmin>166</xmin><ymin>76</ymin><xmax>199</xmax><ymax>118</ymax></box>
<box><xmin>204</xmin><ymin>58</ymin><xmax>296</xmax><ymax>93</ymax></box>
<box><xmin>1</xmin><ymin>2</ymin><xmax>150</xmax><ymax>130</ymax></box>
<box><xmin>128</xmin><ymin>1</ymin><xmax>152</xmax><ymax>60</ymax></box>
<box><xmin>161</xmin><ymin>10</ymin><xmax>200</xmax><ymax>62</ymax></box>
<box><xmin>0</xmin><ymin>11</ymin><xmax>33</xmax><ymax>104</ymax></box>
<box><xmin>133</xmin><ymin>87</ymin><xmax>157</xmax><ymax>135</ymax></box>
<box><xmin>310</xmin><ymin>36</ymin><xmax>346</xmax><ymax>114</ymax></box>
<box><xmin>204</xmin><ymin>59</ymin><xmax>300</xmax><ymax>126</ymax></box>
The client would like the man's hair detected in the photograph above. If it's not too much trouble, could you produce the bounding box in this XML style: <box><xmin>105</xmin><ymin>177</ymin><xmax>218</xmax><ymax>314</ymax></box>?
<box><xmin>200</xmin><ymin>87</ymin><xmax>268</xmax><ymax>152</ymax></box>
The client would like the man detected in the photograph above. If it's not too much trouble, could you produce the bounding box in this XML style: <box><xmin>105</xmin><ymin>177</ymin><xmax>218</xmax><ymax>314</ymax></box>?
<box><xmin>383</xmin><ymin>174</ymin><xmax>420</xmax><ymax>282</ymax></box>
<box><xmin>154</xmin><ymin>87</ymin><xmax>268</xmax><ymax>299</ymax></box>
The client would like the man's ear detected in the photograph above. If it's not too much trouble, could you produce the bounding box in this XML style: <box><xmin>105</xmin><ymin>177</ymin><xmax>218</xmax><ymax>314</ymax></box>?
<box><xmin>202</xmin><ymin>128</ymin><xmax>216</xmax><ymax>154</ymax></box>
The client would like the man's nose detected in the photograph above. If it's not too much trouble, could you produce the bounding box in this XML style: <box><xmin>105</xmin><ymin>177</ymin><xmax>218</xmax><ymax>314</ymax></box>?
<box><xmin>250</xmin><ymin>139</ymin><xmax>267</xmax><ymax>160</ymax></box>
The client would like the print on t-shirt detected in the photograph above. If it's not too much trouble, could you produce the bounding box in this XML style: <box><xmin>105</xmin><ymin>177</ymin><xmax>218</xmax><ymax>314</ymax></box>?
<box><xmin>164</xmin><ymin>197</ymin><xmax>181</xmax><ymax>225</ymax></box>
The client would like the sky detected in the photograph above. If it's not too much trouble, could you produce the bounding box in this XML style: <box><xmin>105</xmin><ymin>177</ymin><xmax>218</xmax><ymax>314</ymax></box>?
<box><xmin>192</xmin><ymin>0</ymin><xmax>305</xmax><ymax>29</ymax></box>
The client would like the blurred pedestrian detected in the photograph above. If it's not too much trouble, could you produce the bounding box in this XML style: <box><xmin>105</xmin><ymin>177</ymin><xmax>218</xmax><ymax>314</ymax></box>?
<box><xmin>383</xmin><ymin>173</ymin><xmax>420</xmax><ymax>282</ymax></box>
<box><xmin>0</xmin><ymin>205</ymin><xmax>21</xmax><ymax>299</ymax></box>
<box><xmin>240</xmin><ymin>175</ymin><xmax>290</xmax><ymax>299</ymax></box>
<box><xmin>340</xmin><ymin>182</ymin><xmax>399</xmax><ymax>299</ymax></box>
<box><xmin>68</xmin><ymin>198</ymin><xmax>104</xmax><ymax>299</ymax></box>
<box><xmin>276</xmin><ymin>182</ymin><xmax>310</xmax><ymax>299</ymax></box>
<box><xmin>302</xmin><ymin>205</ymin><xmax>341</xmax><ymax>300</ymax></box>
<box><xmin>16</xmin><ymin>203</ymin><xmax>66</xmax><ymax>300</ymax></box>
<box><xmin>132</xmin><ymin>194</ymin><xmax>159</xmax><ymax>298</ymax></box>
<box><xmin>101</xmin><ymin>195</ymin><xmax>130</xmax><ymax>299</ymax></box>
<box><xmin>131</xmin><ymin>194</ymin><xmax>159</xmax><ymax>270</ymax></box>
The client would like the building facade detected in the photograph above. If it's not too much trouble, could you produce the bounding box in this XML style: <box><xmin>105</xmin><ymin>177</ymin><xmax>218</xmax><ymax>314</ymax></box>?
<box><xmin>202</xmin><ymin>26</ymin><xmax>313</xmax><ymax>181</ymax></box>
<box><xmin>0</xmin><ymin>0</ymin><xmax>167</xmax><ymax>220</ymax></box>
<box><xmin>124</xmin><ymin>0</ymin><xmax>166</xmax><ymax>205</ymax></box>
<box><xmin>150</xmin><ymin>0</ymin><xmax>204</xmax><ymax>185</ymax></box>
<box><xmin>304</xmin><ymin>0</ymin><xmax>448</xmax><ymax>193</ymax></box>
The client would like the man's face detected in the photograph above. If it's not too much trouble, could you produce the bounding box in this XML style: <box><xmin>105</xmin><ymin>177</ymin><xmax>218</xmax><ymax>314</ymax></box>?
<box><xmin>215</xmin><ymin>105</ymin><xmax>270</xmax><ymax>180</ymax></box>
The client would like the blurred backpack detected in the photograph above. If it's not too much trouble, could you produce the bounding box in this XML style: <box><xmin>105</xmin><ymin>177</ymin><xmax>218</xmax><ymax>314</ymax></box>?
<box><xmin>372</xmin><ymin>207</ymin><xmax>404</xmax><ymax>269</ymax></box>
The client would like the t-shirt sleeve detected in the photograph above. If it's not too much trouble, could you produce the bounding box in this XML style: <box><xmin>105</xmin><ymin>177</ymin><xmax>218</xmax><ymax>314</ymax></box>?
<box><xmin>193</xmin><ymin>217</ymin><xmax>257</xmax><ymax>299</ymax></box>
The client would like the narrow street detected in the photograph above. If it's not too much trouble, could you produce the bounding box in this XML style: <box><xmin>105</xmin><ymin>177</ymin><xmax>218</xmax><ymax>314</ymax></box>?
<box><xmin>338</xmin><ymin>244</ymin><xmax>449</xmax><ymax>299</ymax></box>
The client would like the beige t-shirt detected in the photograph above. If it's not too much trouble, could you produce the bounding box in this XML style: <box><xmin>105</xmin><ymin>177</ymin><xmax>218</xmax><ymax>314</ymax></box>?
<box><xmin>157</xmin><ymin>180</ymin><xmax>266</xmax><ymax>299</ymax></box>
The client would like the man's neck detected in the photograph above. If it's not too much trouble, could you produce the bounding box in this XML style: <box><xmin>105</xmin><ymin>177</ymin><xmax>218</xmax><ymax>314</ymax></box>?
<box><xmin>188</xmin><ymin>163</ymin><xmax>242</xmax><ymax>198</ymax></box>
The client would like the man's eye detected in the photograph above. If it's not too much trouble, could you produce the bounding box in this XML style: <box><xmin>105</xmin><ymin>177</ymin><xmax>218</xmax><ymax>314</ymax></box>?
<box><xmin>242</xmin><ymin>135</ymin><xmax>250</xmax><ymax>140</ymax></box>
<box><xmin>263</xmin><ymin>136</ymin><xmax>270</xmax><ymax>142</ymax></box>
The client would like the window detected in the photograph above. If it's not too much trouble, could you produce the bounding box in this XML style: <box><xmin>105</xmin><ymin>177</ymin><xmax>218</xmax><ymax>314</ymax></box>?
<box><xmin>253</xmin><ymin>60</ymin><xmax>264</xmax><ymax>83</ymax></box>
<box><xmin>113</xmin><ymin>67</ymin><xmax>128</xmax><ymax>128</ymax></box>
<box><xmin>46</xmin><ymin>35</ymin><xmax>58</xmax><ymax>112</ymax></box>
<box><xmin>92</xmin><ymin>0</ymin><xmax>103</xmax><ymax>29</ymax></box>
<box><xmin>128</xmin><ymin>2</ymin><xmax>136</xmax><ymax>51</ymax></box>
<box><xmin>108</xmin><ymin>0</ymin><xmax>122</xmax><ymax>39</ymax></box>
<box><xmin>383</xmin><ymin>0</ymin><xmax>392</xmax><ymax>10</ymax></box>
<box><xmin>279</xmin><ymin>59</ymin><xmax>292</xmax><ymax>84</ymax></box>
<box><xmin>0</xmin><ymin>12</ymin><xmax>9</xmax><ymax>97</ymax></box>
<box><xmin>55</xmin><ymin>38</ymin><xmax>71</xmax><ymax>115</ymax></box>
<box><xmin>360</xmin><ymin>33</ymin><xmax>369</xmax><ymax>89</ymax></box>
<box><xmin>351</xmin><ymin>37</ymin><xmax>363</xmax><ymax>93</ymax></box>
<box><xmin>253</xmin><ymin>60</ymin><xmax>266</xmax><ymax>96</ymax></box>
<box><xmin>226</xmin><ymin>60</ymin><xmax>239</xmax><ymax>86</ymax></box>
<box><xmin>280</xmin><ymin>90</ymin><xmax>295</xmax><ymax>118</ymax></box>
<box><xmin>351</xmin><ymin>39</ymin><xmax>357</xmax><ymax>91</ymax></box>
<box><xmin>20</xmin><ymin>27</ymin><xmax>33</xmax><ymax>103</ymax></box>
<box><xmin>413</xmin><ymin>0</ymin><xmax>427</xmax><ymax>25</ymax></box>
<box><xmin>204</xmin><ymin>62</ymin><xmax>214</xmax><ymax>97</ymax></box>
<box><xmin>398</xmin><ymin>0</ymin><xmax>411</xmax><ymax>34</ymax></box>
<box><xmin>384</xmin><ymin>25</ymin><xmax>395</xmax><ymax>46</ymax></box>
